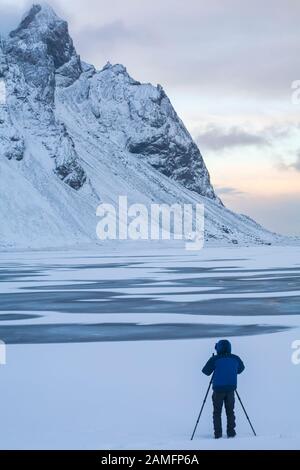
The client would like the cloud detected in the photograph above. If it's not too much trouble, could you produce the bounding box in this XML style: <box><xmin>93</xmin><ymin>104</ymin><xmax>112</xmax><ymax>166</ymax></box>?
<box><xmin>226</xmin><ymin>193</ymin><xmax>300</xmax><ymax>236</ymax></box>
<box><xmin>196</xmin><ymin>125</ymin><xmax>269</xmax><ymax>150</ymax></box>
<box><xmin>277</xmin><ymin>150</ymin><xmax>300</xmax><ymax>172</ymax></box>
<box><xmin>75</xmin><ymin>20</ymin><xmax>156</xmax><ymax>59</ymax></box>
<box><xmin>81</xmin><ymin>21</ymin><xmax>140</xmax><ymax>43</ymax></box>
<box><xmin>290</xmin><ymin>151</ymin><xmax>300</xmax><ymax>171</ymax></box>
<box><xmin>195</xmin><ymin>123</ymin><xmax>299</xmax><ymax>151</ymax></box>
<box><xmin>215</xmin><ymin>186</ymin><xmax>245</xmax><ymax>196</ymax></box>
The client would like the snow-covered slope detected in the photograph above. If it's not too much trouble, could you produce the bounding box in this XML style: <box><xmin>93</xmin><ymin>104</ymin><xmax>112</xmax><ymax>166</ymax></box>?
<box><xmin>0</xmin><ymin>4</ymin><xmax>286</xmax><ymax>249</ymax></box>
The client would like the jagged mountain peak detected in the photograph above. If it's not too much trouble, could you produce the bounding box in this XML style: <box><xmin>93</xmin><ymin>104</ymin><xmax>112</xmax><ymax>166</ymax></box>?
<box><xmin>102</xmin><ymin>62</ymin><xmax>126</xmax><ymax>73</ymax></box>
<box><xmin>102</xmin><ymin>62</ymin><xmax>129</xmax><ymax>77</ymax></box>
<box><xmin>100</xmin><ymin>61</ymin><xmax>141</xmax><ymax>87</ymax></box>
<box><xmin>10</xmin><ymin>3</ymin><xmax>61</xmax><ymax>37</ymax></box>
<box><xmin>6</xmin><ymin>3</ymin><xmax>81</xmax><ymax>90</ymax></box>
<box><xmin>8</xmin><ymin>2</ymin><xmax>78</xmax><ymax>67</ymax></box>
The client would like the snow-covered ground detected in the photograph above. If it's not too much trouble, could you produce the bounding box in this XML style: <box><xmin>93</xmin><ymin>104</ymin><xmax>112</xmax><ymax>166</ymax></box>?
<box><xmin>1</xmin><ymin>330</ymin><xmax>299</xmax><ymax>450</ymax></box>
<box><xmin>0</xmin><ymin>244</ymin><xmax>299</xmax><ymax>449</ymax></box>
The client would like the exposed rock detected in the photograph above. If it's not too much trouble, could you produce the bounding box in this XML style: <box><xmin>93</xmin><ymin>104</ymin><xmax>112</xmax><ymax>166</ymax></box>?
<box><xmin>2</xmin><ymin>3</ymin><xmax>86</xmax><ymax>189</ymax></box>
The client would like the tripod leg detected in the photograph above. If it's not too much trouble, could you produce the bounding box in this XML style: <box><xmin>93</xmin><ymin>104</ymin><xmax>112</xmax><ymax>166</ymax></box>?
<box><xmin>190</xmin><ymin>377</ymin><xmax>213</xmax><ymax>440</ymax></box>
<box><xmin>235</xmin><ymin>390</ymin><xmax>256</xmax><ymax>436</ymax></box>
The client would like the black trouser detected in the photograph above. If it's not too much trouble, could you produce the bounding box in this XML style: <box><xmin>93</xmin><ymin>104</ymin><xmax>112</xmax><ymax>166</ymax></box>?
<box><xmin>212</xmin><ymin>390</ymin><xmax>235</xmax><ymax>436</ymax></box>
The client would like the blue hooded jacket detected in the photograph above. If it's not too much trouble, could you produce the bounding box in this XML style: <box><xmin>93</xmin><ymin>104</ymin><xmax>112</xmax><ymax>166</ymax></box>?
<box><xmin>202</xmin><ymin>340</ymin><xmax>245</xmax><ymax>392</ymax></box>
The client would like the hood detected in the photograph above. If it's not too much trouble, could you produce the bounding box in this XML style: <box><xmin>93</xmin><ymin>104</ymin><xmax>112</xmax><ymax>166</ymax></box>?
<box><xmin>215</xmin><ymin>339</ymin><xmax>231</xmax><ymax>354</ymax></box>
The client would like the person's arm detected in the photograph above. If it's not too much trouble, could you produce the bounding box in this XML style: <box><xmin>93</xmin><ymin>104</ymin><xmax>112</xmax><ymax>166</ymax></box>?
<box><xmin>202</xmin><ymin>356</ymin><xmax>215</xmax><ymax>376</ymax></box>
<box><xmin>237</xmin><ymin>357</ymin><xmax>245</xmax><ymax>374</ymax></box>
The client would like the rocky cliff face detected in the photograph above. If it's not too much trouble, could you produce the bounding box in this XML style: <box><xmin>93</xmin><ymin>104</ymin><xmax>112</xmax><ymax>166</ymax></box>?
<box><xmin>1</xmin><ymin>3</ymin><xmax>217</xmax><ymax>199</ymax></box>
<box><xmin>86</xmin><ymin>62</ymin><xmax>217</xmax><ymax>199</ymax></box>
<box><xmin>0</xmin><ymin>4</ymin><xmax>281</xmax><ymax>248</ymax></box>
<box><xmin>0</xmin><ymin>4</ymin><xmax>86</xmax><ymax>190</ymax></box>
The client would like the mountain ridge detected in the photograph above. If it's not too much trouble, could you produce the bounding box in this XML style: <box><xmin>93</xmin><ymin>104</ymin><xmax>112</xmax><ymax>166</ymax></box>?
<box><xmin>0</xmin><ymin>3</ymin><xmax>289</xmax><ymax>249</ymax></box>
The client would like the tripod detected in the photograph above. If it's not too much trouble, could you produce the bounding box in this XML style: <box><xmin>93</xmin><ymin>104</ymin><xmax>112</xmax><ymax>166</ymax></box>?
<box><xmin>191</xmin><ymin>380</ymin><xmax>256</xmax><ymax>439</ymax></box>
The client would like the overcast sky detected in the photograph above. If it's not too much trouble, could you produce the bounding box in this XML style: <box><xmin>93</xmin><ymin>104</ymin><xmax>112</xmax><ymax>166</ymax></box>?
<box><xmin>1</xmin><ymin>0</ymin><xmax>299</xmax><ymax>235</ymax></box>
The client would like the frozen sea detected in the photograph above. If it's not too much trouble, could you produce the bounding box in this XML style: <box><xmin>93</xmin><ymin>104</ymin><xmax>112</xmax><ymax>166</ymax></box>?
<box><xmin>0</xmin><ymin>243</ymin><xmax>299</xmax><ymax>449</ymax></box>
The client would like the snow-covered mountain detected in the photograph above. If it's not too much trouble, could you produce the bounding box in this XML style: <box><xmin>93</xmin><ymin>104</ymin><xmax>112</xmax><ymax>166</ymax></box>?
<box><xmin>0</xmin><ymin>4</ymin><xmax>284</xmax><ymax>249</ymax></box>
